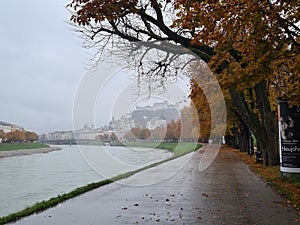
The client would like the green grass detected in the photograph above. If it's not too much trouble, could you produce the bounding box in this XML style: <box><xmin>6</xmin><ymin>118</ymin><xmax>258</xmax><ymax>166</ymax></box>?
<box><xmin>120</xmin><ymin>141</ymin><xmax>202</xmax><ymax>156</ymax></box>
<box><xmin>0</xmin><ymin>180</ymin><xmax>112</xmax><ymax>225</ymax></box>
<box><xmin>163</xmin><ymin>142</ymin><xmax>202</xmax><ymax>156</ymax></box>
<box><xmin>0</xmin><ymin>142</ymin><xmax>201</xmax><ymax>224</ymax></box>
<box><xmin>0</xmin><ymin>143</ymin><xmax>49</xmax><ymax>151</ymax></box>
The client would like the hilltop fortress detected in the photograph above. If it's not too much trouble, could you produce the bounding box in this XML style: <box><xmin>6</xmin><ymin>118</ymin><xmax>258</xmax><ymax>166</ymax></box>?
<box><xmin>42</xmin><ymin>101</ymin><xmax>180</xmax><ymax>142</ymax></box>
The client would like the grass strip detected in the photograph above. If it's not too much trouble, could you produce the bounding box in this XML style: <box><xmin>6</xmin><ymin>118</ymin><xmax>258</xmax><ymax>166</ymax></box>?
<box><xmin>0</xmin><ymin>143</ymin><xmax>49</xmax><ymax>151</ymax></box>
<box><xmin>119</xmin><ymin>142</ymin><xmax>201</xmax><ymax>157</ymax></box>
<box><xmin>234</xmin><ymin>149</ymin><xmax>300</xmax><ymax>214</ymax></box>
<box><xmin>0</xmin><ymin>142</ymin><xmax>201</xmax><ymax>224</ymax></box>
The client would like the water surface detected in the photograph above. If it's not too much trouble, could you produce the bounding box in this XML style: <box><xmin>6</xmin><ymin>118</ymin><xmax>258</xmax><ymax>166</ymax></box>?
<box><xmin>0</xmin><ymin>145</ymin><xmax>172</xmax><ymax>217</ymax></box>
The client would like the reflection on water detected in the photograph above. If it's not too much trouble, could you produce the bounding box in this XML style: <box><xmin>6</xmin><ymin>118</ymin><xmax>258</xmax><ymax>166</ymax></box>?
<box><xmin>0</xmin><ymin>145</ymin><xmax>172</xmax><ymax>217</ymax></box>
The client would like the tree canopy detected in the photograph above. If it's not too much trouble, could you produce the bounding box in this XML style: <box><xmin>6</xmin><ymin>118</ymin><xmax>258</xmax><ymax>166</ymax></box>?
<box><xmin>68</xmin><ymin>0</ymin><xmax>300</xmax><ymax>165</ymax></box>
<box><xmin>1</xmin><ymin>130</ymin><xmax>38</xmax><ymax>143</ymax></box>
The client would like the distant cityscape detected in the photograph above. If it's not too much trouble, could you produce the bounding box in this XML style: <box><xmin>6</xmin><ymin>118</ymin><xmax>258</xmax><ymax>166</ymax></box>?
<box><xmin>111</xmin><ymin>101</ymin><xmax>179</xmax><ymax>137</ymax></box>
<box><xmin>40</xmin><ymin>101</ymin><xmax>180</xmax><ymax>143</ymax></box>
<box><xmin>0</xmin><ymin>101</ymin><xmax>181</xmax><ymax>144</ymax></box>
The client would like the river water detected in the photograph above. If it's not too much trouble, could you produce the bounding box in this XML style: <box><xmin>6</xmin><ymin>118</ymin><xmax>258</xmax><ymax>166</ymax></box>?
<box><xmin>0</xmin><ymin>145</ymin><xmax>173</xmax><ymax>217</ymax></box>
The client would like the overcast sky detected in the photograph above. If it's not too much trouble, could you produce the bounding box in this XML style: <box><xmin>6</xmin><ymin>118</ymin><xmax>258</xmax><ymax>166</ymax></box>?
<box><xmin>0</xmin><ymin>0</ymin><xmax>191</xmax><ymax>135</ymax></box>
<box><xmin>0</xmin><ymin>0</ymin><xmax>88</xmax><ymax>134</ymax></box>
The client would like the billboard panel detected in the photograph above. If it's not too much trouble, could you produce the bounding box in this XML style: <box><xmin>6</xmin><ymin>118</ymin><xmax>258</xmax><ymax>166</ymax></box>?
<box><xmin>278</xmin><ymin>102</ymin><xmax>300</xmax><ymax>173</ymax></box>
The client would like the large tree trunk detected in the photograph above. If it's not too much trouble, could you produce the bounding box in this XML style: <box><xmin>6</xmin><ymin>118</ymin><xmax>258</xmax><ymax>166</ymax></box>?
<box><xmin>239</xmin><ymin>120</ymin><xmax>250</xmax><ymax>153</ymax></box>
<box><xmin>253</xmin><ymin>80</ymin><xmax>279</xmax><ymax>165</ymax></box>
<box><xmin>229</xmin><ymin>80</ymin><xmax>279</xmax><ymax>166</ymax></box>
<box><xmin>225</xmin><ymin>133</ymin><xmax>239</xmax><ymax>148</ymax></box>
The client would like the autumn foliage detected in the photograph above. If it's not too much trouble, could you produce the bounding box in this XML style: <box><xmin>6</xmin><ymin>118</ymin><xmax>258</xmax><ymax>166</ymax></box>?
<box><xmin>124</xmin><ymin>127</ymin><xmax>151</xmax><ymax>141</ymax></box>
<box><xmin>122</xmin><ymin>118</ymin><xmax>198</xmax><ymax>142</ymax></box>
<box><xmin>172</xmin><ymin>0</ymin><xmax>299</xmax><ymax>165</ymax></box>
<box><xmin>0</xmin><ymin>130</ymin><xmax>38</xmax><ymax>143</ymax></box>
<box><xmin>123</xmin><ymin>120</ymin><xmax>181</xmax><ymax>141</ymax></box>
<box><xmin>95</xmin><ymin>132</ymin><xmax>119</xmax><ymax>142</ymax></box>
<box><xmin>68</xmin><ymin>0</ymin><xmax>300</xmax><ymax>166</ymax></box>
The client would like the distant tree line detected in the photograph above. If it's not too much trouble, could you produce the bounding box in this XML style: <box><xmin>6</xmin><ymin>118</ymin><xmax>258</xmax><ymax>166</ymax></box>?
<box><xmin>123</xmin><ymin>119</ymin><xmax>198</xmax><ymax>142</ymax></box>
<box><xmin>95</xmin><ymin>132</ymin><xmax>119</xmax><ymax>142</ymax></box>
<box><xmin>0</xmin><ymin>130</ymin><xmax>38</xmax><ymax>143</ymax></box>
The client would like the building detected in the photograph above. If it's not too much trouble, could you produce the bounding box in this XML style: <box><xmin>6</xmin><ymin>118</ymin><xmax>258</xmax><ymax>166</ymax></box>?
<box><xmin>43</xmin><ymin>124</ymin><xmax>106</xmax><ymax>142</ymax></box>
<box><xmin>111</xmin><ymin>115</ymin><xmax>135</xmax><ymax>134</ymax></box>
<box><xmin>74</xmin><ymin>124</ymin><xmax>104</xmax><ymax>140</ymax></box>
<box><xmin>146</xmin><ymin>118</ymin><xmax>167</xmax><ymax>130</ymax></box>
<box><xmin>0</xmin><ymin>121</ymin><xmax>24</xmax><ymax>133</ymax></box>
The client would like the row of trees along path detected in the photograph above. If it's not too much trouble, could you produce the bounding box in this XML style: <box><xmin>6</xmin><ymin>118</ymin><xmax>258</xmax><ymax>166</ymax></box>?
<box><xmin>67</xmin><ymin>0</ymin><xmax>300</xmax><ymax>166</ymax></box>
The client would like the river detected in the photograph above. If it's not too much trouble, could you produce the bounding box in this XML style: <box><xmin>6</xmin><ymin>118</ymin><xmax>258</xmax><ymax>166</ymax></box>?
<box><xmin>0</xmin><ymin>145</ymin><xmax>173</xmax><ymax>217</ymax></box>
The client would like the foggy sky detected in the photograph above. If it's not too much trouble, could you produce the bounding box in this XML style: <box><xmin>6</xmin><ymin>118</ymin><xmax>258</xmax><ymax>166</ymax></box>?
<box><xmin>0</xmin><ymin>0</ymin><xmax>191</xmax><ymax>135</ymax></box>
<box><xmin>0</xmin><ymin>0</ymin><xmax>87</xmax><ymax>134</ymax></box>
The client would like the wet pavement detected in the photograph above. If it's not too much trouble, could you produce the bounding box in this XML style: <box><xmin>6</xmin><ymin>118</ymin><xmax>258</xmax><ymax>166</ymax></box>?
<box><xmin>10</xmin><ymin>146</ymin><xmax>299</xmax><ymax>225</ymax></box>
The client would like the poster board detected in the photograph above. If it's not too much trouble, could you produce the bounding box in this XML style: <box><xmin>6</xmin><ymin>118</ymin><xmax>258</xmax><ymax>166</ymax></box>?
<box><xmin>278</xmin><ymin>101</ymin><xmax>300</xmax><ymax>173</ymax></box>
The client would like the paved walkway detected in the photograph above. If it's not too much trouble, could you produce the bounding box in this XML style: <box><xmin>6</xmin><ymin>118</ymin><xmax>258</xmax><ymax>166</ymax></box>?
<box><xmin>11</xmin><ymin>146</ymin><xmax>299</xmax><ymax>225</ymax></box>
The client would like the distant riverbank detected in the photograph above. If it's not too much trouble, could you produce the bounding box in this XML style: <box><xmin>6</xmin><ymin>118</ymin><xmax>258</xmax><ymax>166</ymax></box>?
<box><xmin>0</xmin><ymin>146</ymin><xmax>62</xmax><ymax>158</ymax></box>
<box><xmin>0</xmin><ymin>142</ymin><xmax>49</xmax><ymax>151</ymax></box>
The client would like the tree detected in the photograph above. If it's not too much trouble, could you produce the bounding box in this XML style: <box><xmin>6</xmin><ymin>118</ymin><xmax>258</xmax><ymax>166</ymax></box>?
<box><xmin>95</xmin><ymin>133</ymin><xmax>109</xmax><ymax>141</ymax></box>
<box><xmin>148</xmin><ymin>126</ymin><xmax>166</xmax><ymax>141</ymax></box>
<box><xmin>124</xmin><ymin>129</ymin><xmax>137</xmax><ymax>141</ymax></box>
<box><xmin>109</xmin><ymin>132</ymin><xmax>119</xmax><ymax>142</ymax></box>
<box><xmin>173</xmin><ymin>0</ymin><xmax>299</xmax><ymax>165</ymax></box>
<box><xmin>131</xmin><ymin>127</ymin><xmax>141</xmax><ymax>140</ymax></box>
<box><xmin>5</xmin><ymin>130</ymin><xmax>26</xmax><ymax>143</ymax></box>
<box><xmin>68</xmin><ymin>0</ymin><xmax>299</xmax><ymax>165</ymax></box>
<box><xmin>3</xmin><ymin>130</ymin><xmax>38</xmax><ymax>143</ymax></box>
<box><xmin>124</xmin><ymin>127</ymin><xmax>150</xmax><ymax>140</ymax></box>
<box><xmin>164</xmin><ymin>120</ymin><xmax>181</xmax><ymax>142</ymax></box>
<box><xmin>25</xmin><ymin>131</ymin><xmax>38</xmax><ymax>142</ymax></box>
<box><xmin>189</xmin><ymin>79</ymin><xmax>211</xmax><ymax>140</ymax></box>
<box><xmin>139</xmin><ymin>128</ymin><xmax>151</xmax><ymax>140</ymax></box>
<box><xmin>0</xmin><ymin>130</ymin><xmax>5</xmax><ymax>142</ymax></box>
<box><xmin>180</xmin><ymin>106</ymin><xmax>199</xmax><ymax>141</ymax></box>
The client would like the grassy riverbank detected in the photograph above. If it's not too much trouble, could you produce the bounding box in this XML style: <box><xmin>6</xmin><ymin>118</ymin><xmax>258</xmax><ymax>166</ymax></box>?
<box><xmin>0</xmin><ymin>143</ymin><xmax>49</xmax><ymax>151</ymax></box>
<box><xmin>0</xmin><ymin>142</ymin><xmax>201</xmax><ymax>224</ymax></box>
<box><xmin>121</xmin><ymin>142</ymin><xmax>201</xmax><ymax>156</ymax></box>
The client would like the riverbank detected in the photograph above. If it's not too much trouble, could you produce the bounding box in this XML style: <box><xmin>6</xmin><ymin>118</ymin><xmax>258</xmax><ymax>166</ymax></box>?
<box><xmin>0</xmin><ymin>142</ymin><xmax>201</xmax><ymax>224</ymax></box>
<box><xmin>0</xmin><ymin>146</ymin><xmax>62</xmax><ymax>158</ymax></box>
<box><xmin>7</xmin><ymin>145</ymin><xmax>300</xmax><ymax>225</ymax></box>
<box><xmin>0</xmin><ymin>143</ymin><xmax>49</xmax><ymax>151</ymax></box>
<box><xmin>117</xmin><ymin>142</ymin><xmax>202</xmax><ymax>156</ymax></box>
